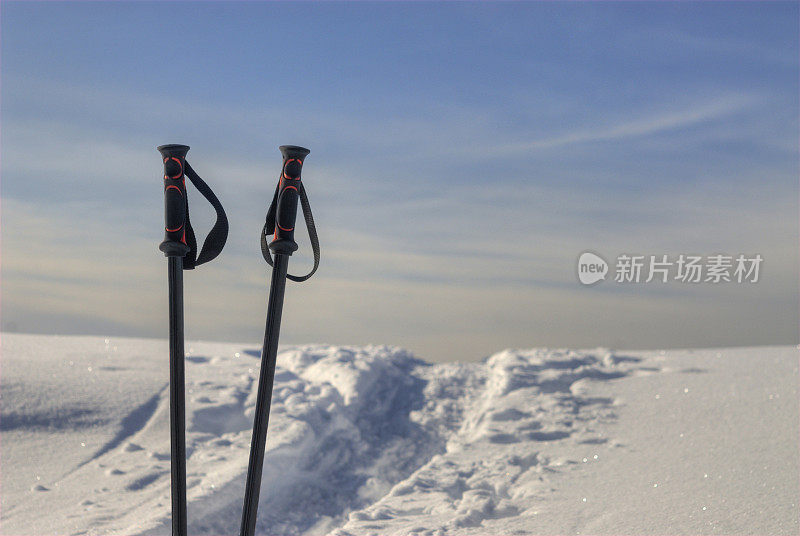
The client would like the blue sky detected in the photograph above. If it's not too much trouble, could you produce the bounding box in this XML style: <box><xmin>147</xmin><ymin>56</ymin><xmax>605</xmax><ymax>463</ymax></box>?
<box><xmin>2</xmin><ymin>2</ymin><xmax>798</xmax><ymax>361</ymax></box>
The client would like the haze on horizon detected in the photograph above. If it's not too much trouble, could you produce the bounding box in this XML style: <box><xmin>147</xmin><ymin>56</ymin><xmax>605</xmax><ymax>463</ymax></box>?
<box><xmin>1</xmin><ymin>2</ymin><xmax>797</xmax><ymax>362</ymax></box>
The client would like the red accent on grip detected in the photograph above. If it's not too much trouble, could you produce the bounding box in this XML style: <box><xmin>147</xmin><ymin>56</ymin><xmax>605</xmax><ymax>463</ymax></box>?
<box><xmin>170</xmin><ymin>157</ymin><xmax>183</xmax><ymax>179</ymax></box>
<box><xmin>283</xmin><ymin>159</ymin><xmax>302</xmax><ymax>180</ymax></box>
<box><xmin>163</xmin><ymin>157</ymin><xmax>183</xmax><ymax>179</ymax></box>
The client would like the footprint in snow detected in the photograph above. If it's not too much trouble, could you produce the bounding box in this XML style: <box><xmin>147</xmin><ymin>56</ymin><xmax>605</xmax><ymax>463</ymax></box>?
<box><xmin>488</xmin><ymin>433</ymin><xmax>520</xmax><ymax>444</ymax></box>
<box><xmin>525</xmin><ymin>430</ymin><xmax>570</xmax><ymax>441</ymax></box>
<box><xmin>489</xmin><ymin>408</ymin><xmax>532</xmax><ymax>422</ymax></box>
<box><xmin>125</xmin><ymin>472</ymin><xmax>161</xmax><ymax>491</ymax></box>
<box><xmin>105</xmin><ymin>468</ymin><xmax>125</xmax><ymax>476</ymax></box>
<box><xmin>122</xmin><ymin>442</ymin><xmax>144</xmax><ymax>452</ymax></box>
<box><xmin>31</xmin><ymin>484</ymin><xmax>49</xmax><ymax>492</ymax></box>
<box><xmin>578</xmin><ymin>437</ymin><xmax>608</xmax><ymax>445</ymax></box>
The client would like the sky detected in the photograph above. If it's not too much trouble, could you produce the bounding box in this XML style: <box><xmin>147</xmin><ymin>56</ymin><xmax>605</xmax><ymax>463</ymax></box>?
<box><xmin>1</xmin><ymin>1</ymin><xmax>798</xmax><ymax>362</ymax></box>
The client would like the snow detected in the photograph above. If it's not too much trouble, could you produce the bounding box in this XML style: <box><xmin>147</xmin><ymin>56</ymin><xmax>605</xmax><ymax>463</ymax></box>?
<box><xmin>1</xmin><ymin>333</ymin><xmax>797</xmax><ymax>535</ymax></box>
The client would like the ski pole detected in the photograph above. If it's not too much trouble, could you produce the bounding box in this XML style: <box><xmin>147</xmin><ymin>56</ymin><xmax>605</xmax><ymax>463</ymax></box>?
<box><xmin>240</xmin><ymin>145</ymin><xmax>320</xmax><ymax>536</ymax></box>
<box><xmin>158</xmin><ymin>144</ymin><xmax>228</xmax><ymax>536</ymax></box>
<box><xmin>158</xmin><ymin>144</ymin><xmax>191</xmax><ymax>536</ymax></box>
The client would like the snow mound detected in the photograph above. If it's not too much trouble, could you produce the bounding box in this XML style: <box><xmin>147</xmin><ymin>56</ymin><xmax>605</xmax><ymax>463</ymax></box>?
<box><xmin>335</xmin><ymin>348</ymin><xmax>629</xmax><ymax>535</ymax></box>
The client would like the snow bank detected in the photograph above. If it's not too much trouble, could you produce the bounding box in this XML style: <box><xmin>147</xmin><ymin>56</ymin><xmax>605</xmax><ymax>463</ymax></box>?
<box><xmin>1</xmin><ymin>334</ymin><xmax>797</xmax><ymax>535</ymax></box>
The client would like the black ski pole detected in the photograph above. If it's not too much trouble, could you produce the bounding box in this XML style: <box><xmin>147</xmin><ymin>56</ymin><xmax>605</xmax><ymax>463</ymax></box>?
<box><xmin>158</xmin><ymin>144</ymin><xmax>228</xmax><ymax>536</ymax></box>
<box><xmin>240</xmin><ymin>145</ymin><xmax>320</xmax><ymax>536</ymax></box>
<box><xmin>158</xmin><ymin>144</ymin><xmax>191</xmax><ymax>536</ymax></box>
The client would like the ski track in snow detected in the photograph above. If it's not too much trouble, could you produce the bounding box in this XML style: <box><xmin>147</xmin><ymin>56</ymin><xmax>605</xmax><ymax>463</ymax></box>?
<box><xmin>2</xmin><ymin>334</ymin><xmax>797</xmax><ymax>535</ymax></box>
<box><xmin>332</xmin><ymin>350</ymin><xmax>634</xmax><ymax>535</ymax></box>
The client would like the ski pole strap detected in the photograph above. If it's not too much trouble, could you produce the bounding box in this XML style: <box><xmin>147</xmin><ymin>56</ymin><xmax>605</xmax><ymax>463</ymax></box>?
<box><xmin>260</xmin><ymin>146</ymin><xmax>319</xmax><ymax>282</ymax></box>
<box><xmin>182</xmin><ymin>161</ymin><xmax>229</xmax><ymax>269</ymax></box>
<box><xmin>158</xmin><ymin>144</ymin><xmax>229</xmax><ymax>269</ymax></box>
<box><xmin>261</xmin><ymin>182</ymin><xmax>320</xmax><ymax>282</ymax></box>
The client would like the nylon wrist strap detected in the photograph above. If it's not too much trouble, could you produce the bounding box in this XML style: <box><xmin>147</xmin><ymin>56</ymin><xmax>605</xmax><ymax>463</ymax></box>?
<box><xmin>260</xmin><ymin>182</ymin><xmax>320</xmax><ymax>282</ymax></box>
<box><xmin>183</xmin><ymin>161</ymin><xmax>229</xmax><ymax>270</ymax></box>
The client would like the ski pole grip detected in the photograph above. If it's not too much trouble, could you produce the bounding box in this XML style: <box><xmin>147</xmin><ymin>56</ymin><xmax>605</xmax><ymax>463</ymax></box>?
<box><xmin>158</xmin><ymin>144</ymin><xmax>191</xmax><ymax>258</ymax></box>
<box><xmin>270</xmin><ymin>145</ymin><xmax>310</xmax><ymax>255</ymax></box>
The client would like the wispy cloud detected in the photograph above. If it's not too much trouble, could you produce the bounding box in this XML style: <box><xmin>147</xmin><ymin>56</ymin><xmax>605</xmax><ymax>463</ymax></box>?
<box><xmin>490</xmin><ymin>95</ymin><xmax>757</xmax><ymax>154</ymax></box>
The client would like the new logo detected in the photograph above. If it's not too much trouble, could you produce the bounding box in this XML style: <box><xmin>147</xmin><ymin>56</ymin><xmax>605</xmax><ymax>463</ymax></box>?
<box><xmin>577</xmin><ymin>251</ymin><xmax>609</xmax><ymax>285</ymax></box>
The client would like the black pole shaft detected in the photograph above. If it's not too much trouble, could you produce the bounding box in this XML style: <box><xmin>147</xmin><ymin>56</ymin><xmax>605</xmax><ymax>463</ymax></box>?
<box><xmin>240</xmin><ymin>253</ymin><xmax>290</xmax><ymax>536</ymax></box>
<box><xmin>167</xmin><ymin>256</ymin><xmax>188</xmax><ymax>536</ymax></box>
